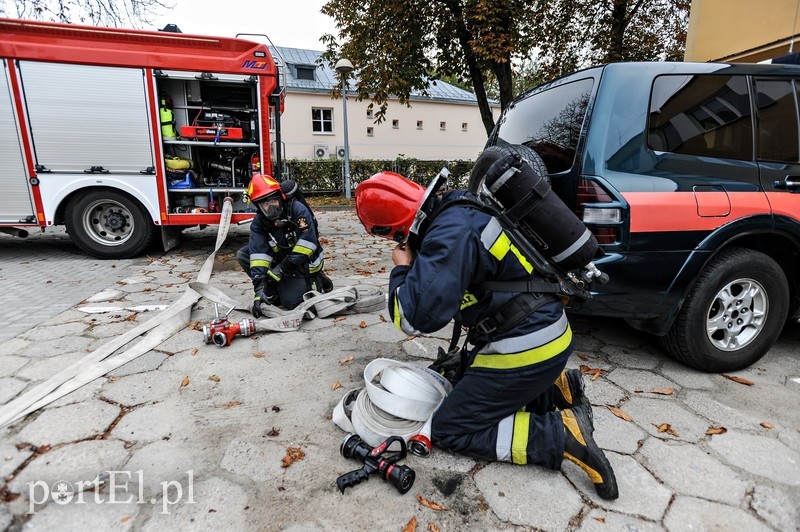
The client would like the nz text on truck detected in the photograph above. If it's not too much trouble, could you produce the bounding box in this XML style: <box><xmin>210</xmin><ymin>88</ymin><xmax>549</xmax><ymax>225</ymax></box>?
<box><xmin>0</xmin><ymin>18</ymin><xmax>283</xmax><ymax>258</ymax></box>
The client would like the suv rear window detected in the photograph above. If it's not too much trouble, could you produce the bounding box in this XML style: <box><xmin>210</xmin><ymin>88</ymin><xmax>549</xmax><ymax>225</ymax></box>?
<box><xmin>648</xmin><ymin>75</ymin><xmax>753</xmax><ymax>161</ymax></box>
<box><xmin>754</xmin><ymin>78</ymin><xmax>800</xmax><ymax>162</ymax></box>
<box><xmin>495</xmin><ymin>78</ymin><xmax>593</xmax><ymax>174</ymax></box>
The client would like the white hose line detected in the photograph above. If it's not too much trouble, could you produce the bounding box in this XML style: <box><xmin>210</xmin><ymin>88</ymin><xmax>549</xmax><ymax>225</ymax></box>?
<box><xmin>332</xmin><ymin>358</ymin><xmax>452</xmax><ymax>455</ymax></box>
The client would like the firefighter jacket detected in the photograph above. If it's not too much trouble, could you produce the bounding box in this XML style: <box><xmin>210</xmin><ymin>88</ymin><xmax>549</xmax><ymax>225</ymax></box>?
<box><xmin>388</xmin><ymin>191</ymin><xmax>571</xmax><ymax>371</ymax></box>
<box><xmin>247</xmin><ymin>199</ymin><xmax>324</xmax><ymax>282</ymax></box>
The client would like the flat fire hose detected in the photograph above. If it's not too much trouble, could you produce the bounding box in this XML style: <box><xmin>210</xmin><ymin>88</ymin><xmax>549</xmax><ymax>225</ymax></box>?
<box><xmin>0</xmin><ymin>199</ymin><xmax>384</xmax><ymax>429</ymax></box>
<box><xmin>332</xmin><ymin>358</ymin><xmax>452</xmax><ymax>456</ymax></box>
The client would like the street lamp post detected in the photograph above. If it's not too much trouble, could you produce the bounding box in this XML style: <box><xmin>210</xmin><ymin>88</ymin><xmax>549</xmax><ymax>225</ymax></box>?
<box><xmin>334</xmin><ymin>58</ymin><xmax>354</xmax><ymax>199</ymax></box>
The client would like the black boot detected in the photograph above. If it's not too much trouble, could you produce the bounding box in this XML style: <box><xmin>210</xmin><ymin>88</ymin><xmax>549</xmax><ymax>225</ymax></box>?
<box><xmin>320</xmin><ymin>272</ymin><xmax>334</xmax><ymax>293</ymax></box>
<box><xmin>553</xmin><ymin>369</ymin><xmax>585</xmax><ymax>409</ymax></box>
<box><xmin>561</xmin><ymin>404</ymin><xmax>618</xmax><ymax>500</ymax></box>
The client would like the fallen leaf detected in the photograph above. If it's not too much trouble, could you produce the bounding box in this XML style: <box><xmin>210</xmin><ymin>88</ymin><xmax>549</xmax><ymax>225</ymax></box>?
<box><xmin>108</xmin><ymin>376</ymin><xmax>120</xmax><ymax>383</ymax></box>
<box><xmin>427</xmin><ymin>522</ymin><xmax>441</xmax><ymax>532</ymax></box>
<box><xmin>650</xmin><ymin>388</ymin><xmax>674</xmax><ymax>396</ymax></box>
<box><xmin>332</xmin><ymin>380</ymin><xmax>343</xmax><ymax>391</ymax></box>
<box><xmin>191</xmin><ymin>348</ymin><xmax>198</xmax><ymax>356</ymax></box>
<box><xmin>401</xmin><ymin>516</ymin><xmax>417</xmax><ymax>532</ymax></box>
<box><xmin>580</xmin><ymin>364</ymin><xmax>604</xmax><ymax>381</ymax></box>
<box><xmin>253</xmin><ymin>353</ymin><xmax>266</xmax><ymax>358</ymax></box>
<box><xmin>477</xmin><ymin>496</ymin><xmax>489</xmax><ymax>512</ymax></box>
<box><xmin>576</xmin><ymin>353</ymin><xmax>589</xmax><ymax>361</ymax></box>
<box><xmin>208</xmin><ymin>375</ymin><xmax>220</xmax><ymax>382</ymax></box>
<box><xmin>359</xmin><ymin>321</ymin><xmax>367</xmax><ymax>328</ymax></box>
<box><xmin>221</xmin><ymin>401</ymin><xmax>242</xmax><ymax>408</ymax></box>
<box><xmin>266</xmin><ymin>427</ymin><xmax>281</xmax><ymax>437</ymax></box>
<box><xmin>760</xmin><ymin>422</ymin><xmax>774</xmax><ymax>429</ymax></box>
<box><xmin>379</xmin><ymin>314</ymin><xmax>387</xmax><ymax>322</ymax></box>
<box><xmin>180</xmin><ymin>376</ymin><xmax>190</xmax><ymax>388</ymax></box>
<box><xmin>120</xmin><ymin>516</ymin><xmax>131</xmax><ymax>523</ymax></box>
<box><xmin>706</xmin><ymin>427</ymin><xmax>727</xmax><ymax>435</ymax></box>
<box><xmin>606</xmin><ymin>405</ymin><xmax>633</xmax><ymax>422</ymax></box>
<box><xmin>333</xmin><ymin>316</ymin><xmax>347</xmax><ymax>323</ymax></box>
<box><xmin>123</xmin><ymin>312</ymin><xmax>139</xmax><ymax>322</ymax></box>
<box><xmin>416</xmin><ymin>493</ymin><xmax>449</xmax><ymax>511</ymax></box>
<box><xmin>721</xmin><ymin>374</ymin><xmax>754</xmax><ymax>386</ymax></box>
<box><xmin>593</xmin><ymin>517</ymin><xmax>606</xmax><ymax>523</ymax></box>
<box><xmin>655</xmin><ymin>423</ymin><xmax>680</xmax><ymax>437</ymax></box>
<box><xmin>339</xmin><ymin>356</ymin><xmax>354</xmax><ymax>365</ymax></box>
<box><xmin>281</xmin><ymin>446</ymin><xmax>305</xmax><ymax>468</ymax></box>
<box><xmin>634</xmin><ymin>388</ymin><xmax>644</xmax><ymax>393</ymax></box>
<box><xmin>188</xmin><ymin>321</ymin><xmax>201</xmax><ymax>331</ymax></box>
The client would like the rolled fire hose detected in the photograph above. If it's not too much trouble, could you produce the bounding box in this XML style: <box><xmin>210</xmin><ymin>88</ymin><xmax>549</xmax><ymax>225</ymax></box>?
<box><xmin>0</xmin><ymin>200</ymin><xmax>384</xmax><ymax>428</ymax></box>
<box><xmin>332</xmin><ymin>358</ymin><xmax>452</xmax><ymax>456</ymax></box>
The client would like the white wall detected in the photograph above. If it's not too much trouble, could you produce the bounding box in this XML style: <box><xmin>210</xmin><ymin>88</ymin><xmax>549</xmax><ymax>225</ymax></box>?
<box><xmin>274</xmin><ymin>91</ymin><xmax>498</xmax><ymax>161</ymax></box>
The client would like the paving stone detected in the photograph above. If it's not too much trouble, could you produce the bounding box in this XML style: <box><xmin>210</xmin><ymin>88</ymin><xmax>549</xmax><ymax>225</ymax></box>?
<box><xmin>111</xmin><ymin>401</ymin><xmax>198</xmax><ymax>443</ymax></box>
<box><xmin>659</xmin><ymin>360</ymin><xmax>717</xmax><ymax>390</ymax></box>
<box><xmin>0</xmin><ymin>377</ymin><xmax>28</xmax><ymax>405</ymax></box>
<box><xmin>0</xmin><ymin>506</ymin><xmax>10</xmax><ymax>530</ymax></box>
<box><xmin>621</xmin><ymin>397</ymin><xmax>710</xmax><ymax>443</ymax></box>
<box><xmin>600</xmin><ymin>344</ymin><xmax>662</xmax><ymax>370</ymax></box>
<box><xmin>49</xmin><ymin>379</ymin><xmax>105</xmax><ymax>408</ymax></box>
<box><xmin>402</xmin><ymin>336</ymin><xmax>450</xmax><ymax>362</ymax></box>
<box><xmin>16</xmin><ymin>351</ymin><xmax>94</xmax><ymax>382</ymax></box>
<box><xmin>107</xmin><ymin>351</ymin><xmax>169</xmax><ymax>378</ymax></box>
<box><xmin>474</xmin><ymin>463</ymin><xmax>583</xmax><ymax>530</ymax></box>
<box><xmin>0</xmin><ymin>338</ymin><xmax>30</xmax><ymax>357</ymax></box>
<box><xmin>639</xmin><ymin>438</ymin><xmax>747</xmax><ymax>505</ymax></box>
<box><xmin>751</xmin><ymin>483</ymin><xmax>800</xmax><ymax>532</ymax></box>
<box><xmin>593</xmin><ymin>406</ymin><xmax>648</xmax><ymax>455</ymax></box>
<box><xmin>220</xmin><ymin>439</ymin><xmax>287</xmax><ymax>483</ymax></box>
<box><xmin>124</xmin><ymin>440</ymin><xmax>204</xmax><ymax>499</ymax></box>
<box><xmin>22</xmin><ymin>498</ymin><xmax>138</xmax><ymax>531</ymax></box>
<box><xmin>707</xmin><ymin>430</ymin><xmax>800</xmax><ymax>486</ymax></box>
<box><xmin>0</xmin><ymin>355</ymin><xmax>30</xmax><ymax>378</ymax></box>
<box><xmin>583</xmin><ymin>377</ymin><xmax>628</xmax><ymax>407</ymax></box>
<box><xmin>605</xmin><ymin>368</ymin><xmax>681</xmax><ymax>397</ymax></box>
<box><xmin>8</xmin><ymin>440</ymin><xmax>129</xmax><ymax>496</ymax></box>
<box><xmin>663</xmin><ymin>496</ymin><xmax>772</xmax><ymax>532</ymax></box>
<box><xmin>577</xmin><ymin>509</ymin><xmax>665</xmax><ymax>531</ymax></box>
<box><xmin>144</xmin><ymin>476</ymin><xmax>247</xmax><ymax>530</ymax></box>
<box><xmin>102</xmin><ymin>371</ymin><xmax>186</xmax><ymax>406</ymax></box>
<box><xmin>85</xmin><ymin>320</ymin><xmax>148</xmax><ymax>340</ymax></box>
<box><xmin>15</xmin><ymin>400</ymin><xmax>119</xmax><ymax>447</ymax></box>
<box><xmin>153</xmin><ymin>327</ymin><xmax>198</xmax><ymax>355</ymax></box>
<box><xmin>16</xmin><ymin>336</ymin><xmax>95</xmax><ymax>359</ymax></box>
<box><xmin>359</xmin><ymin>321</ymin><xmax>408</xmax><ymax>343</ymax></box>
<box><xmin>0</xmin><ymin>442</ymin><xmax>33</xmax><ymax>479</ymax></box>
<box><xmin>20</xmin><ymin>322</ymin><xmax>89</xmax><ymax>342</ymax></box>
<box><xmin>85</xmin><ymin>289</ymin><xmax>126</xmax><ymax>303</ymax></box>
<box><xmin>564</xmin><ymin>453</ymin><xmax>672</xmax><ymax>520</ymax></box>
<box><xmin>682</xmin><ymin>390</ymin><xmax>765</xmax><ymax>431</ymax></box>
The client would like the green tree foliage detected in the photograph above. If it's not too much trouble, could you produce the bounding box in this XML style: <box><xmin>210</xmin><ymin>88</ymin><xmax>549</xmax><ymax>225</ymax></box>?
<box><xmin>0</xmin><ymin>0</ymin><xmax>169</xmax><ymax>27</ymax></box>
<box><xmin>320</xmin><ymin>0</ymin><xmax>688</xmax><ymax>135</ymax></box>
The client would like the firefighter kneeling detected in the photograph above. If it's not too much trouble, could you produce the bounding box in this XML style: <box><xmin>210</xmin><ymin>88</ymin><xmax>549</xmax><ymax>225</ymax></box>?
<box><xmin>354</xmin><ymin>169</ymin><xmax>619</xmax><ymax>500</ymax></box>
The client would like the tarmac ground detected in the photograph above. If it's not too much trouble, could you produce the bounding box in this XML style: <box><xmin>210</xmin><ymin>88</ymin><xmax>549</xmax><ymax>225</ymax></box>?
<box><xmin>0</xmin><ymin>210</ymin><xmax>798</xmax><ymax>531</ymax></box>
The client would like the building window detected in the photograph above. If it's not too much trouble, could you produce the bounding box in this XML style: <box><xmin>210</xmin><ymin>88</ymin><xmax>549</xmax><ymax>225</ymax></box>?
<box><xmin>462</xmin><ymin>122</ymin><xmax>468</xmax><ymax>131</ymax></box>
<box><xmin>367</xmin><ymin>127</ymin><xmax>374</xmax><ymax>137</ymax></box>
<box><xmin>312</xmin><ymin>107</ymin><xmax>333</xmax><ymax>134</ymax></box>
<box><xmin>417</xmin><ymin>120</ymin><xmax>423</xmax><ymax>130</ymax></box>
<box><xmin>440</xmin><ymin>121</ymin><xmax>447</xmax><ymax>130</ymax></box>
<box><xmin>269</xmin><ymin>107</ymin><xmax>276</xmax><ymax>131</ymax></box>
<box><xmin>295</xmin><ymin>65</ymin><xmax>316</xmax><ymax>81</ymax></box>
<box><xmin>366</xmin><ymin>109</ymin><xmax>373</xmax><ymax>119</ymax></box>
<box><xmin>392</xmin><ymin>119</ymin><xmax>399</xmax><ymax>129</ymax></box>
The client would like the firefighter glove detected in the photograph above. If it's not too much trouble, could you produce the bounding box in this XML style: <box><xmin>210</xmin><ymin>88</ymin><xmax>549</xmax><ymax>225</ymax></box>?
<box><xmin>252</xmin><ymin>291</ymin><xmax>269</xmax><ymax>319</ymax></box>
<box><xmin>267</xmin><ymin>262</ymin><xmax>289</xmax><ymax>282</ymax></box>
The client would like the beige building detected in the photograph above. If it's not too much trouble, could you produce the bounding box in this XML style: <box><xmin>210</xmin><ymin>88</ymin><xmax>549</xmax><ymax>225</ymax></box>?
<box><xmin>685</xmin><ymin>0</ymin><xmax>800</xmax><ymax>62</ymax></box>
<box><xmin>271</xmin><ymin>47</ymin><xmax>499</xmax><ymax>161</ymax></box>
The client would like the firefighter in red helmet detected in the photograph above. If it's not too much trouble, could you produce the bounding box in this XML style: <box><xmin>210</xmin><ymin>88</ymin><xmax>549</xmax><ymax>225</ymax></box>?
<box><xmin>238</xmin><ymin>174</ymin><xmax>332</xmax><ymax>314</ymax></box>
<box><xmin>355</xmin><ymin>169</ymin><xmax>618</xmax><ymax>500</ymax></box>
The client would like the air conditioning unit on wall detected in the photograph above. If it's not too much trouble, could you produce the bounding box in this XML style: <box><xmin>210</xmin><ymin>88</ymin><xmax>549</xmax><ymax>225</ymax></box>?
<box><xmin>314</xmin><ymin>145</ymin><xmax>330</xmax><ymax>159</ymax></box>
<box><xmin>335</xmin><ymin>145</ymin><xmax>346</xmax><ymax>159</ymax></box>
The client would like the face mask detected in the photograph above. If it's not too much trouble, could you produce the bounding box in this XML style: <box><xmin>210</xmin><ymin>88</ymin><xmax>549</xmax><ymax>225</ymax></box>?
<box><xmin>257</xmin><ymin>198</ymin><xmax>283</xmax><ymax>220</ymax></box>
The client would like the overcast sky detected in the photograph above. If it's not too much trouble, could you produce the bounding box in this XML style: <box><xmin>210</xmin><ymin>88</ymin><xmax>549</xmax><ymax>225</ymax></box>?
<box><xmin>150</xmin><ymin>0</ymin><xmax>337</xmax><ymax>50</ymax></box>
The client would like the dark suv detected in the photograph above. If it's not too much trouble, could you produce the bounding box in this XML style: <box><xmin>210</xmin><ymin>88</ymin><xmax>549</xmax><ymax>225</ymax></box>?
<box><xmin>480</xmin><ymin>62</ymin><xmax>800</xmax><ymax>372</ymax></box>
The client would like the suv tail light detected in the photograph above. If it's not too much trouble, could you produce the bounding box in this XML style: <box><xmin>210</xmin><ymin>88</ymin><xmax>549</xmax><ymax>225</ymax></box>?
<box><xmin>576</xmin><ymin>177</ymin><xmax>621</xmax><ymax>245</ymax></box>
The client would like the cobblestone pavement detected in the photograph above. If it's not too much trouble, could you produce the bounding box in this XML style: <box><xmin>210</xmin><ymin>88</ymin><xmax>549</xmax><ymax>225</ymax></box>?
<box><xmin>0</xmin><ymin>210</ymin><xmax>798</xmax><ymax>531</ymax></box>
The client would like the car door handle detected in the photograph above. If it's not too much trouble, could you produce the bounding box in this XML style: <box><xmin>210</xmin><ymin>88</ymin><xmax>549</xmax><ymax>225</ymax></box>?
<box><xmin>773</xmin><ymin>175</ymin><xmax>800</xmax><ymax>191</ymax></box>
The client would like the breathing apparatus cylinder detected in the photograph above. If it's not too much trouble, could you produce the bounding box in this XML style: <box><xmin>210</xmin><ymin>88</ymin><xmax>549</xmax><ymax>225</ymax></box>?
<box><xmin>481</xmin><ymin>152</ymin><xmax>600</xmax><ymax>272</ymax></box>
<box><xmin>160</xmin><ymin>97</ymin><xmax>178</xmax><ymax>140</ymax></box>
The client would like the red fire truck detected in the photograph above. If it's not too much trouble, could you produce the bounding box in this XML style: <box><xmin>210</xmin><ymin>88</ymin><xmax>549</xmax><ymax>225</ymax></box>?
<box><xmin>0</xmin><ymin>17</ymin><xmax>284</xmax><ymax>258</ymax></box>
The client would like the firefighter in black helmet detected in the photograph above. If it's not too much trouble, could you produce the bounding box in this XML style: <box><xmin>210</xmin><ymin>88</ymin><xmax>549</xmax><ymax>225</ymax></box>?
<box><xmin>355</xmin><ymin>169</ymin><xmax>619</xmax><ymax>500</ymax></box>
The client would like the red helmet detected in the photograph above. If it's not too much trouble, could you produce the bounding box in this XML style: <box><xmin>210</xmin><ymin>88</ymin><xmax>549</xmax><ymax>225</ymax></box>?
<box><xmin>246</xmin><ymin>173</ymin><xmax>285</xmax><ymax>219</ymax></box>
<box><xmin>355</xmin><ymin>172</ymin><xmax>424</xmax><ymax>241</ymax></box>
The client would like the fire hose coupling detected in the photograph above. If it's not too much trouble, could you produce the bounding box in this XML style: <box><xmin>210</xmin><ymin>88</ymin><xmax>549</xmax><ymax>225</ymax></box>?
<box><xmin>337</xmin><ymin>434</ymin><xmax>416</xmax><ymax>495</ymax></box>
<box><xmin>202</xmin><ymin>303</ymin><xmax>255</xmax><ymax>347</ymax></box>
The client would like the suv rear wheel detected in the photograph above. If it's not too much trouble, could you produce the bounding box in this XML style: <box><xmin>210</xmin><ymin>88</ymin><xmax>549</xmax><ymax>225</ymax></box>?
<box><xmin>662</xmin><ymin>248</ymin><xmax>789</xmax><ymax>372</ymax></box>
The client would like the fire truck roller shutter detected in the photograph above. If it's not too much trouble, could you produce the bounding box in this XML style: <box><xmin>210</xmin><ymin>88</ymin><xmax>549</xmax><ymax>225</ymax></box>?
<box><xmin>0</xmin><ymin>60</ymin><xmax>35</xmax><ymax>222</ymax></box>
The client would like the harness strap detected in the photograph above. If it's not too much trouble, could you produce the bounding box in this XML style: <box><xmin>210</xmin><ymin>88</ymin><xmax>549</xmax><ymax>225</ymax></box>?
<box><xmin>473</xmin><ymin>292</ymin><xmax>559</xmax><ymax>336</ymax></box>
<box><xmin>479</xmin><ymin>278</ymin><xmax>563</xmax><ymax>294</ymax></box>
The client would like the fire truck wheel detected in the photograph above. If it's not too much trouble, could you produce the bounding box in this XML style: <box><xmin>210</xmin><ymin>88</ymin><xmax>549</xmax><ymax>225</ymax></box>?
<box><xmin>65</xmin><ymin>190</ymin><xmax>154</xmax><ymax>259</ymax></box>
<box><xmin>468</xmin><ymin>143</ymin><xmax>550</xmax><ymax>194</ymax></box>
<box><xmin>662</xmin><ymin>248</ymin><xmax>789</xmax><ymax>372</ymax></box>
